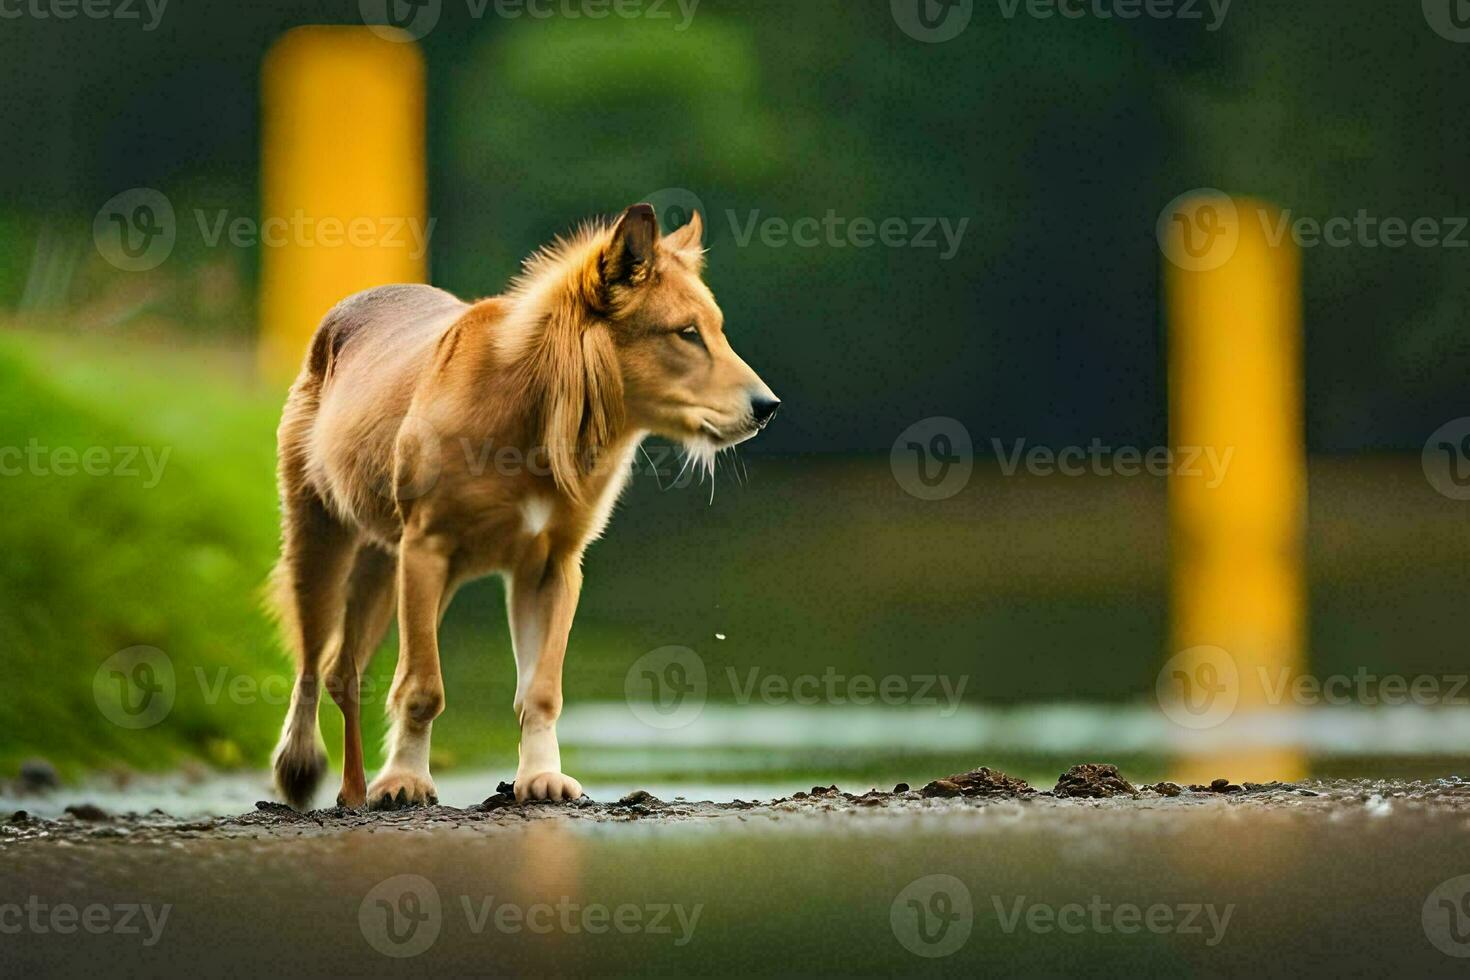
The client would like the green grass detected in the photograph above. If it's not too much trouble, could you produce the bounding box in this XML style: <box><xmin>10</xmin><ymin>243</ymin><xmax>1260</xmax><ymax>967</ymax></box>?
<box><xmin>0</xmin><ymin>331</ymin><xmax>283</xmax><ymax>773</ymax></box>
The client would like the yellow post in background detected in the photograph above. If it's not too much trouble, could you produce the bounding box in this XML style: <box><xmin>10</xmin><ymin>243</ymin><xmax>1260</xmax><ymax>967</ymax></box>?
<box><xmin>1162</xmin><ymin>193</ymin><xmax>1307</xmax><ymax>784</ymax></box>
<box><xmin>259</xmin><ymin>27</ymin><xmax>427</xmax><ymax>383</ymax></box>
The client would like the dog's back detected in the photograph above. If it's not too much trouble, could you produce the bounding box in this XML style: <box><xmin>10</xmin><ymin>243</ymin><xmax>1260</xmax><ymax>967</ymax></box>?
<box><xmin>280</xmin><ymin>284</ymin><xmax>467</xmax><ymax>541</ymax></box>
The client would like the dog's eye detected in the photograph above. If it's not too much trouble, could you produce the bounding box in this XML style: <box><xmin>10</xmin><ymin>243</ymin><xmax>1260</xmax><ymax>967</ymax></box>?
<box><xmin>677</xmin><ymin>325</ymin><xmax>705</xmax><ymax>347</ymax></box>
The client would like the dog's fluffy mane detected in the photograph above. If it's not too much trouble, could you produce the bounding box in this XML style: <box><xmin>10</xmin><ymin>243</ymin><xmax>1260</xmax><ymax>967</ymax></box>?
<box><xmin>494</xmin><ymin>218</ymin><xmax>626</xmax><ymax>502</ymax></box>
<box><xmin>493</xmin><ymin>212</ymin><xmax>708</xmax><ymax>502</ymax></box>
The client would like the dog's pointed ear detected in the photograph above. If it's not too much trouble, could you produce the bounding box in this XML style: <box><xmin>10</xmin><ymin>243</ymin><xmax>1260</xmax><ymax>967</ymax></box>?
<box><xmin>601</xmin><ymin>203</ymin><xmax>659</xmax><ymax>287</ymax></box>
<box><xmin>663</xmin><ymin>209</ymin><xmax>703</xmax><ymax>256</ymax></box>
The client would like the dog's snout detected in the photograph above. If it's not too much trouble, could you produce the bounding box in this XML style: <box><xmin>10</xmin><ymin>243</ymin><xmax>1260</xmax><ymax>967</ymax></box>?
<box><xmin>751</xmin><ymin>393</ymin><xmax>781</xmax><ymax>428</ymax></box>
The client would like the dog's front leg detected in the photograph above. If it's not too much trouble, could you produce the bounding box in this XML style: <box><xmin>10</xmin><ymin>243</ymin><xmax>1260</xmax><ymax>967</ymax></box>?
<box><xmin>367</xmin><ymin>530</ymin><xmax>450</xmax><ymax>809</ymax></box>
<box><xmin>507</xmin><ymin>551</ymin><xmax>584</xmax><ymax>802</ymax></box>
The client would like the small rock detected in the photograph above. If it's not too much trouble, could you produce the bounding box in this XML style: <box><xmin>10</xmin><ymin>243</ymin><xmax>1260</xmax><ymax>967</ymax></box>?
<box><xmin>1053</xmin><ymin>763</ymin><xmax>1136</xmax><ymax>799</ymax></box>
<box><xmin>921</xmin><ymin>767</ymin><xmax>1033</xmax><ymax>799</ymax></box>
<box><xmin>920</xmin><ymin>779</ymin><xmax>963</xmax><ymax>798</ymax></box>
<box><xmin>616</xmin><ymin>790</ymin><xmax>661</xmax><ymax>807</ymax></box>
<box><xmin>64</xmin><ymin>803</ymin><xmax>109</xmax><ymax>822</ymax></box>
<box><xmin>1149</xmin><ymin>782</ymin><xmax>1183</xmax><ymax>797</ymax></box>
<box><xmin>476</xmin><ymin>791</ymin><xmax>516</xmax><ymax>812</ymax></box>
<box><xmin>254</xmin><ymin>800</ymin><xmax>296</xmax><ymax>815</ymax></box>
<box><xmin>8</xmin><ymin>810</ymin><xmax>30</xmax><ymax>824</ymax></box>
<box><xmin>19</xmin><ymin>759</ymin><xmax>59</xmax><ymax>792</ymax></box>
<box><xmin>1188</xmin><ymin>780</ymin><xmax>1242</xmax><ymax>794</ymax></box>
<box><xmin>893</xmin><ymin>782</ymin><xmax>910</xmax><ymax>794</ymax></box>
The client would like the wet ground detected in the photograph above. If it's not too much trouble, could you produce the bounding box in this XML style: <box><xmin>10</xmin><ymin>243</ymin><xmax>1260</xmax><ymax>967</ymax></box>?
<box><xmin>5</xmin><ymin>765</ymin><xmax>1470</xmax><ymax>975</ymax></box>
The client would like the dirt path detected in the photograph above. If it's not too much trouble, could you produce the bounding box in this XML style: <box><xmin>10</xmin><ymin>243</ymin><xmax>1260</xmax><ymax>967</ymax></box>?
<box><xmin>5</xmin><ymin>769</ymin><xmax>1470</xmax><ymax>975</ymax></box>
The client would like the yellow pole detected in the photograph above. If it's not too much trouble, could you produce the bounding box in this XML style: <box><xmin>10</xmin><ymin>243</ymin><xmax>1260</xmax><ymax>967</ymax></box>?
<box><xmin>259</xmin><ymin>26</ymin><xmax>427</xmax><ymax>384</ymax></box>
<box><xmin>1162</xmin><ymin>193</ymin><xmax>1307</xmax><ymax>784</ymax></box>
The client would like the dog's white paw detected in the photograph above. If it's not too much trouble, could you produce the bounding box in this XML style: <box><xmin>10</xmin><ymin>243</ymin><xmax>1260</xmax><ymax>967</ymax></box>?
<box><xmin>515</xmin><ymin>771</ymin><xmax>583</xmax><ymax>803</ymax></box>
<box><xmin>367</xmin><ymin>769</ymin><xmax>438</xmax><ymax>810</ymax></box>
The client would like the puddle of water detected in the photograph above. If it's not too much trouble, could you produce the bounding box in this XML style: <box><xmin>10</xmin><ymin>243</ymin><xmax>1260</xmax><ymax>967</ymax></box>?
<box><xmin>560</xmin><ymin>700</ymin><xmax>1470</xmax><ymax>754</ymax></box>
<box><xmin>0</xmin><ymin>771</ymin><xmax>800</xmax><ymax>819</ymax></box>
<box><xmin>7</xmin><ymin>702</ymin><xmax>1465</xmax><ymax>818</ymax></box>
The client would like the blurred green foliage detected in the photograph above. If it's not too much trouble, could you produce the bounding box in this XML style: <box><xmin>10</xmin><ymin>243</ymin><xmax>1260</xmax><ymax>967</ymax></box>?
<box><xmin>0</xmin><ymin>333</ymin><xmax>281</xmax><ymax>771</ymax></box>
<box><xmin>1</xmin><ymin>0</ymin><xmax>1467</xmax><ymax>449</ymax></box>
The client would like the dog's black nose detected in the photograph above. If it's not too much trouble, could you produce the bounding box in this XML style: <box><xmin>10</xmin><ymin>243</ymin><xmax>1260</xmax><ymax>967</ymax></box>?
<box><xmin>751</xmin><ymin>394</ymin><xmax>781</xmax><ymax>428</ymax></box>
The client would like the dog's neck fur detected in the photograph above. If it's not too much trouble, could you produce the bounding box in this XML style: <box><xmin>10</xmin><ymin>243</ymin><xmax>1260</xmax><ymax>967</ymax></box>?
<box><xmin>492</xmin><ymin>222</ymin><xmax>631</xmax><ymax>504</ymax></box>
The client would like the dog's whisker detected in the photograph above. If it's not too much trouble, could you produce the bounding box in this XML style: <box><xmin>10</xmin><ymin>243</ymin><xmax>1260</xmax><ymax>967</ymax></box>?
<box><xmin>672</xmin><ymin>446</ymin><xmax>697</xmax><ymax>489</ymax></box>
<box><xmin>638</xmin><ymin>443</ymin><xmax>669</xmax><ymax>492</ymax></box>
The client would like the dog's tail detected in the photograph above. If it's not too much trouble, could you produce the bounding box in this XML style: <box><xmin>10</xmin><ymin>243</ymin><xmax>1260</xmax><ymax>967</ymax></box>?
<box><xmin>264</xmin><ymin>358</ymin><xmax>331</xmax><ymax>810</ymax></box>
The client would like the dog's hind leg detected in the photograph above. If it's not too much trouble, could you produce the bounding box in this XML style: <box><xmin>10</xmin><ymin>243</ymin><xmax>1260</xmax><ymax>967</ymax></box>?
<box><xmin>324</xmin><ymin>542</ymin><xmax>397</xmax><ymax>809</ymax></box>
<box><xmin>270</xmin><ymin>491</ymin><xmax>357</xmax><ymax>810</ymax></box>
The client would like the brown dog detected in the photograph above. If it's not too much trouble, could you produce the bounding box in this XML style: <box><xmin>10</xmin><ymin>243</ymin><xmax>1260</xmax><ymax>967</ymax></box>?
<box><xmin>268</xmin><ymin>204</ymin><xmax>779</xmax><ymax>809</ymax></box>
